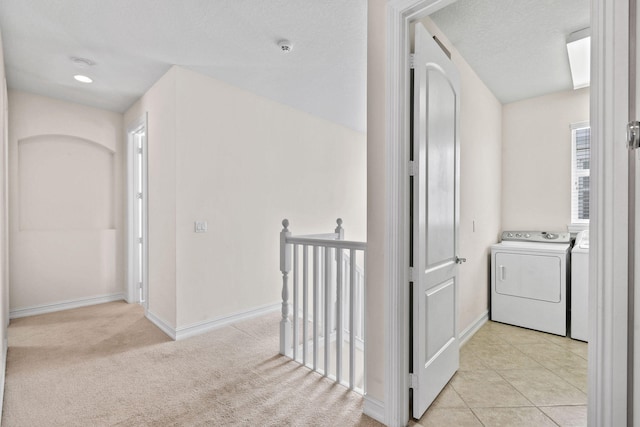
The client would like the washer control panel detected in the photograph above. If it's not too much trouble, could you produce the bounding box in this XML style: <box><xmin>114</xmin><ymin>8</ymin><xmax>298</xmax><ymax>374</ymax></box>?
<box><xmin>501</xmin><ymin>230</ymin><xmax>570</xmax><ymax>243</ymax></box>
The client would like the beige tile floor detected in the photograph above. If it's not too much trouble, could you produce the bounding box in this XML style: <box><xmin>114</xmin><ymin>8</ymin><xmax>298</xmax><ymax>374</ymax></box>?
<box><xmin>410</xmin><ymin>320</ymin><xmax>588</xmax><ymax>427</ymax></box>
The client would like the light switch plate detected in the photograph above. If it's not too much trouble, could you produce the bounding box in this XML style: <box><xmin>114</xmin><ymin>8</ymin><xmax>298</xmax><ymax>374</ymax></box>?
<box><xmin>194</xmin><ymin>221</ymin><xmax>208</xmax><ymax>233</ymax></box>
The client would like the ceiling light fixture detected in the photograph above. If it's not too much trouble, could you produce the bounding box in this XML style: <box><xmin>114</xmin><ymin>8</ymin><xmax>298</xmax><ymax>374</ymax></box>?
<box><xmin>74</xmin><ymin>75</ymin><xmax>93</xmax><ymax>83</ymax></box>
<box><xmin>566</xmin><ymin>28</ymin><xmax>590</xmax><ymax>90</ymax></box>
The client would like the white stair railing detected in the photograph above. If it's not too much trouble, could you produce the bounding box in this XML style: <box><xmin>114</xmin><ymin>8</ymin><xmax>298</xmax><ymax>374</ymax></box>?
<box><xmin>279</xmin><ymin>218</ymin><xmax>366</xmax><ymax>391</ymax></box>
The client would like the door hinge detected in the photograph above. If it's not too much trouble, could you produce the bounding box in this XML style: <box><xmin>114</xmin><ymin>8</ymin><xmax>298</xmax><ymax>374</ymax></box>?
<box><xmin>628</xmin><ymin>121</ymin><xmax>640</xmax><ymax>149</ymax></box>
<box><xmin>409</xmin><ymin>373</ymin><xmax>418</xmax><ymax>389</ymax></box>
<box><xmin>137</xmin><ymin>192</ymin><xmax>143</xmax><ymax>200</ymax></box>
<box><xmin>409</xmin><ymin>53</ymin><xmax>415</xmax><ymax>70</ymax></box>
<box><xmin>408</xmin><ymin>161</ymin><xmax>417</xmax><ymax>176</ymax></box>
<box><xmin>138</xmin><ymin>147</ymin><xmax>143</xmax><ymax>154</ymax></box>
<box><xmin>409</xmin><ymin>267</ymin><xmax>415</xmax><ymax>282</ymax></box>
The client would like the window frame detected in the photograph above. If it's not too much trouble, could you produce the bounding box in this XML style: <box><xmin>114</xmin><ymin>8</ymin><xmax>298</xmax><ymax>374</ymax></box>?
<box><xmin>570</xmin><ymin>121</ymin><xmax>590</xmax><ymax>228</ymax></box>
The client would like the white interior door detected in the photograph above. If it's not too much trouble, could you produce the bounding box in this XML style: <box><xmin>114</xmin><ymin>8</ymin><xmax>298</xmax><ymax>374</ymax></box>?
<box><xmin>411</xmin><ymin>22</ymin><xmax>461</xmax><ymax>419</ymax></box>
<box><xmin>127</xmin><ymin>115</ymin><xmax>148</xmax><ymax>309</ymax></box>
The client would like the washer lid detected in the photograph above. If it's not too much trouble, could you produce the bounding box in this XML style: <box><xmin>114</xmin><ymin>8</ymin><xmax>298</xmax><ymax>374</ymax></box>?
<box><xmin>492</xmin><ymin>241</ymin><xmax>570</xmax><ymax>253</ymax></box>
<box><xmin>501</xmin><ymin>230</ymin><xmax>571</xmax><ymax>243</ymax></box>
<box><xmin>576</xmin><ymin>229</ymin><xmax>590</xmax><ymax>249</ymax></box>
<box><xmin>573</xmin><ymin>229</ymin><xmax>590</xmax><ymax>252</ymax></box>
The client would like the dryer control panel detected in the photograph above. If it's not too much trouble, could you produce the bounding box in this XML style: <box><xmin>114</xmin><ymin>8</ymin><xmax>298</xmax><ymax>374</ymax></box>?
<box><xmin>501</xmin><ymin>230</ymin><xmax>570</xmax><ymax>243</ymax></box>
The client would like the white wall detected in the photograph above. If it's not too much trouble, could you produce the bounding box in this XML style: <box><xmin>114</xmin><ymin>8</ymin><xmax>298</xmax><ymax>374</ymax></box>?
<box><xmin>502</xmin><ymin>88</ymin><xmax>590</xmax><ymax>230</ymax></box>
<box><xmin>124</xmin><ymin>68</ymin><xmax>178</xmax><ymax>328</ymax></box>
<box><xmin>0</xmin><ymin>26</ymin><xmax>10</xmax><ymax>388</ymax></box>
<box><xmin>365</xmin><ymin>0</ymin><xmax>387</xmax><ymax>404</ymax></box>
<box><xmin>8</xmin><ymin>91</ymin><xmax>124</xmax><ymax>313</ymax></box>
<box><xmin>174</xmin><ymin>67</ymin><xmax>366</xmax><ymax>328</ymax></box>
<box><xmin>125</xmin><ymin>66</ymin><xmax>366</xmax><ymax>331</ymax></box>
<box><xmin>365</xmin><ymin>0</ymin><xmax>387</xmax><ymax>401</ymax></box>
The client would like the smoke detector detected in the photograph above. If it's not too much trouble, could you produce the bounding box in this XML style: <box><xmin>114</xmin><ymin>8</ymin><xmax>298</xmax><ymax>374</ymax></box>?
<box><xmin>70</xmin><ymin>57</ymin><xmax>96</xmax><ymax>68</ymax></box>
<box><xmin>277</xmin><ymin>40</ymin><xmax>293</xmax><ymax>53</ymax></box>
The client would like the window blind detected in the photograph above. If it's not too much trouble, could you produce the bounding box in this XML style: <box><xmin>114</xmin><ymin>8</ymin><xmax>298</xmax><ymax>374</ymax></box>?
<box><xmin>571</xmin><ymin>124</ymin><xmax>590</xmax><ymax>224</ymax></box>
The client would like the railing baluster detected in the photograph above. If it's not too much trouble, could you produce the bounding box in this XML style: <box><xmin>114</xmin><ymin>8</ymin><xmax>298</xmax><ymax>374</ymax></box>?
<box><xmin>313</xmin><ymin>246</ymin><xmax>320</xmax><ymax>371</ymax></box>
<box><xmin>319</xmin><ymin>251</ymin><xmax>324</xmax><ymax>339</ymax></box>
<box><xmin>355</xmin><ymin>272</ymin><xmax>360</xmax><ymax>341</ymax></box>
<box><xmin>303</xmin><ymin>245</ymin><xmax>309</xmax><ymax>366</ymax></box>
<box><xmin>324</xmin><ymin>246</ymin><xmax>332</xmax><ymax>377</ymax></box>
<box><xmin>349</xmin><ymin>248</ymin><xmax>356</xmax><ymax>389</ymax></box>
<box><xmin>358</xmin><ymin>270</ymin><xmax>364</xmax><ymax>340</ymax></box>
<box><xmin>279</xmin><ymin>218</ymin><xmax>365</xmax><ymax>393</ymax></box>
<box><xmin>292</xmin><ymin>244</ymin><xmax>299</xmax><ymax>361</ymax></box>
<box><xmin>336</xmin><ymin>246</ymin><xmax>343</xmax><ymax>384</ymax></box>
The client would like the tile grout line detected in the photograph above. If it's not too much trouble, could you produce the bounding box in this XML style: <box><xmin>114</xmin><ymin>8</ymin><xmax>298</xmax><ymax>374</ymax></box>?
<box><xmin>467</xmin><ymin>322</ymin><xmax>587</xmax><ymax>425</ymax></box>
<box><xmin>422</xmin><ymin>321</ymin><xmax>588</xmax><ymax>425</ymax></box>
<box><xmin>499</xmin><ymin>329</ymin><xmax>588</xmax><ymax>405</ymax></box>
<box><xmin>467</xmin><ymin>335</ymin><xmax>538</xmax><ymax>409</ymax></box>
<box><xmin>468</xmin><ymin>407</ymin><xmax>487</xmax><ymax>427</ymax></box>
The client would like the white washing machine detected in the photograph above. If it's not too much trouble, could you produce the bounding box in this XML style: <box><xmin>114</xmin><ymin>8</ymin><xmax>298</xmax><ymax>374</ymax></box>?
<box><xmin>491</xmin><ymin>231</ymin><xmax>570</xmax><ymax>336</ymax></box>
<box><xmin>571</xmin><ymin>230</ymin><xmax>589</xmax><ymax>341</ymax></box>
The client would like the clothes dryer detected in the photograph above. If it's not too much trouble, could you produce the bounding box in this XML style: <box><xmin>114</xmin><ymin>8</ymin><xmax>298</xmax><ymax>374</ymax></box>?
<box><xmin>491</xmin><ymin>231</ymin><xmax>570</xmax><ymax>336</ymax></box>
<box><xmin>571</xmin><ymin>230</ymin><xmax>589</xmax><ymax>341</ymax></box>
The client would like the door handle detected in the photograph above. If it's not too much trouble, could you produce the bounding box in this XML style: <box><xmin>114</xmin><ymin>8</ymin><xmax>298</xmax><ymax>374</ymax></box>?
<box><xmin>628</xmin><ymin>121</ymin><xmax>640</xmax><ymax>149</ymax></box>
<box><xmin>500</xmin><ymin>265</ymin><xmax>506</xmax><ymax>281</ymax></box>
<box><xmin>455</xmin><ymin>256</ymin><xmax>466</xmax><ymax>264</ymax></box>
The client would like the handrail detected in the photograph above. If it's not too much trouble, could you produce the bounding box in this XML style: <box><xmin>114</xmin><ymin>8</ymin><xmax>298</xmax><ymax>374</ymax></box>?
<box><xmin>286</xmin><ymin>236</ymin><xmax>367</xmax><ymax>250</ymax></box>
<box><xmin>294</xmin><ymin>233</ymin><xmax>339</xmax><ymax>240</ymax></box>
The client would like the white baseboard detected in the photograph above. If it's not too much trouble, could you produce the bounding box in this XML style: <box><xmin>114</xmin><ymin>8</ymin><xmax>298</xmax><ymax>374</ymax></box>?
<box><xmin>146</xmin><ymin>303</ymin><xmax>281</xmax><ymax>341</ymax></box>
<box><xmin>363</xmin><ymin>394</ymin><xmax>385</xmax><ymax>424</ymax></box>
<box><xmin>146</xmin><ymin>310</ymin><xmax>177</xmax><ymax>340</ymax></box>
<box><xmin>359</xmin><ymin>314</ymin><xmax>487</xmax><ymax>426</ymax></box>
<box><xmin>0</xmin><ymin>337</ymin><xmax>6</xmax><ymax>425</ymax></box>
<box><xmin>9</xmin><ymin>293</ymin><xmax>125</xmax><ymax>319</ymax></box>
<box><xmin>459</xmin><ymin>310</ymin><xmax>489</xmax><ymax>347</ymax></box>
<box><xmin>175</xmin><ymin>302</ymin><xmax>280</xmax><ymax>341</ymax></box>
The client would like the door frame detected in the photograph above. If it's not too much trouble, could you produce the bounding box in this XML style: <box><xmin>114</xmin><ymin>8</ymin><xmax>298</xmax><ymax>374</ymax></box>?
<box><xmin>384</xmin><ymin>0</ymin><xmax>630</xmax><ymax>426</ymax></box>
<box><xmin>589</xmin><ymin>0</ymin><xmax>631</xmax><ymax>424</ymax></box>
<box><xmin>126</xmin><ymin>113</ymin><xmax>149</xmax><ymax>309</ymax></box>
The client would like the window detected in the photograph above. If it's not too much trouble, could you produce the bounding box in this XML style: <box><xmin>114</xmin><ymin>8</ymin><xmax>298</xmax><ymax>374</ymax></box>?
<box><xmin>571</xmin><ymin>122</ymin><xmax>590</xmax><ymax>224</ymax></box>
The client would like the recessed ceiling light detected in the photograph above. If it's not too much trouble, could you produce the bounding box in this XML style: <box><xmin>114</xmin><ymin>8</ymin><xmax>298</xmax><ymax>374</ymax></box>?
<box><xmin>74</xmin><ymin>75</ymin><xmax>93</xmax><ymax>83</ymax></box>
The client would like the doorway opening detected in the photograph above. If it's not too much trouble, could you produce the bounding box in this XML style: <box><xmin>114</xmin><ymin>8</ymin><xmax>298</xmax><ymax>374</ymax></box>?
<box><xmin>408</xmin><ymin>5</ymin><xmax>589</xmax><ymax>424</ymax></box>
<box><xmin>379</xmin><ymin>0</ymin><xmax>622</xmax><ymax>426</ymax></box>
<box><xmin>127</xmin><ymin>114</ymin><xmax>148</xmax><ymax>309</ymax></box>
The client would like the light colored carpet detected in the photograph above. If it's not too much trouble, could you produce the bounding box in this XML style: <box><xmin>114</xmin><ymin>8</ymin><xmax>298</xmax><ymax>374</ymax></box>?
<box><xmin>2</xmin><ymin>301</ymin><xmax>382</xmax><ymax>426</ymax></box>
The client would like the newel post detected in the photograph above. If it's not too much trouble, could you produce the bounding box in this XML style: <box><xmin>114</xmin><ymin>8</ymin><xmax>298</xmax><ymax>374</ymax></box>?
<box><xmin>280</xmin><ymin>219</ymin><xmax>292</xmax><ymax>356</ymax></box>
<box><xmin>335</xmin><ymin>218</ymin><xmax>344</xmax><ymax>240</ymax></box>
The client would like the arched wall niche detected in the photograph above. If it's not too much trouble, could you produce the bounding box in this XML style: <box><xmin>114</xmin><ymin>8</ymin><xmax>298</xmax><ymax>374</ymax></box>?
<box><xmin>18</xmin><ymin>134</ymin><xmax>115</xmax><ymax>230</ymax></box>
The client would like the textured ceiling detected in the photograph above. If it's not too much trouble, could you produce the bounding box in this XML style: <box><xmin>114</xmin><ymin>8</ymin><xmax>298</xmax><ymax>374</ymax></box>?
<box><xmin>0</xmin><ymin>0</ymin><xmax>590</xmax><ymax>131</ymax></box>
<box><xmin>0</xmin><ymin>0</ymin><xmax>367</xmax><ymax>131</ymax></box>
<box><xmin>430</xmin><ymin>0</ymin><xmax>590</xmax><ymax>104</ymax></box>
